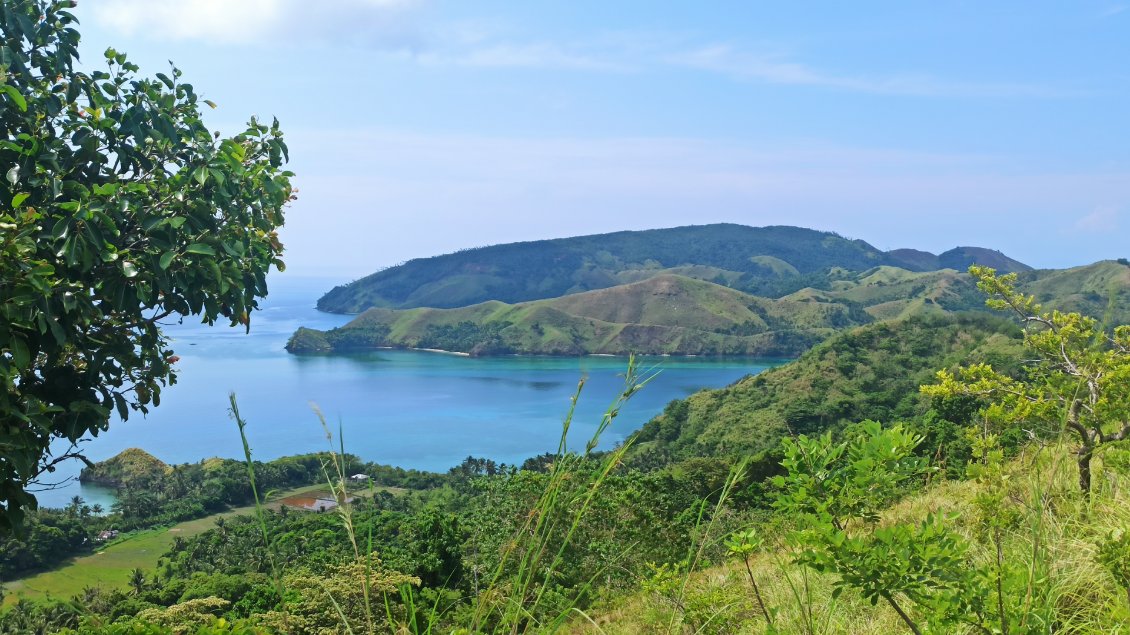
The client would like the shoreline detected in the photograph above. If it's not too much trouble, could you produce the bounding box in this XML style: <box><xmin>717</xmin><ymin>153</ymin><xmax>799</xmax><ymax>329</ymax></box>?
<box><xmin>297</xmin><ymin>344</ymin><xmax>791</xmax><ymax>360</ymax></box>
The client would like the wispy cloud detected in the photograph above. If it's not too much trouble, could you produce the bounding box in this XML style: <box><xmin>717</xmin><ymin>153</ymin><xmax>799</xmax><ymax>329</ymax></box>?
<box><xmin>671</xmin><ymin>44</ymin><xmax>1076</xmax><ymax>98</ymax></box>
<box><xmin>1075</xmin><ymin>206</ymin><xmax>1120</xmax><ymax>232</ymax></box>
<box><xmin>90</xmin><ymin>0</ymin><xmax>420</xmax><ymax>47</ymax></box>
<box><xmin>414</xmin><ymin>43</ymin><xmax>630</xmax><ymax>72</ymax></box>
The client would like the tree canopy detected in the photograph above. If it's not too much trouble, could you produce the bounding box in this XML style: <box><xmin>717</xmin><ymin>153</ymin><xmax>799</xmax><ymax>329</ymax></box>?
<box><xmin>923</xmin><ymin>266</ymin><xmax>1130</xmax><ymax>494</ymax></box>
<box><xmin>0</xmin><ymin>0</ymin><xmax>292</xmax><ymax>530</ymax></box>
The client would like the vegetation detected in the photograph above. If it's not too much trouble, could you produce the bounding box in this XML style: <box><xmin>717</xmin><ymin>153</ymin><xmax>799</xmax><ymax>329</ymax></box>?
<box><xmin>8</xmin><ymin>276</ymin><xmax>1130</xmax><ymax>632</ymax></box>
<box><xmin>0</xmin><ymin>0</ymin><xmax>293</xmax><ymax>530</ymax></box>
<box><xmin>4</xmin><ymin>4</ymin><xmax>1129</xmax><ymax>633</ymax></box>
<box><xmin>0</xmin><ymin>448</ymin><xmax>442</xmax><ymax>581</ymax></box>
<box><xmin>925</xmin><ymin>266</ymin><xmax>1130</xmax><ymax>495</ymax></box>
<box><xmin>289</xmin><ymin>274</ymin><xmax>869</xmax><ymax>356</ymax></box>
<box><xmin>629</xmin><ymin>312</ymin><xmax>1025</xmax><ymax>465</ymax></box>
<box><xmin>316</xmin><ymin>224</ymin><xmax>1031</xmax><ymax>313</ymax></box>
<box><xmin>79</xmin><ymin>449</ymin><xmax>170</xmax><ymax>488</ymax></box>
<box><xmin>295</xmin><ymin>258</ymin><xmax>1130</xmax><ymax>358</ymax></box>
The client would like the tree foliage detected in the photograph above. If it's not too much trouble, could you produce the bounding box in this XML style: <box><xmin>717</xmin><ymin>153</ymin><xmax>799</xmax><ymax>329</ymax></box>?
<box><xmin>0</xmin><ymin>0</ymin><xmax>293</xmax><ymax>529</ymax></box>
<box><xmin>923</xmin><ymin>266</ymin><xmax>1130</xmax><ymax>494</ymax></box>
<box><xmin>773</xmin><ymin>422</ymin><xmax>991</xmax><ymax>634</ymax></box>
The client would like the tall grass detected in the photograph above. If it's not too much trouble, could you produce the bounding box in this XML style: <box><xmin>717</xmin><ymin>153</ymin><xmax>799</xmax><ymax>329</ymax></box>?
<box><xmin>231</xmin><ymin>356</ymin><xmax>662</xmax><ymax>634</ymax></box>
<box><xmin>463</xmin><ymin>356</ymin><xmax>659</xmax><ymax>634</ymax></box>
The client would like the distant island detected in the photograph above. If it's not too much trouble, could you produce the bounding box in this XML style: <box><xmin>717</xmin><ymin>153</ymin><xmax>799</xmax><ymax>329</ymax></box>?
<box><xmin>288</xmin><ymin>224</ymin><xmax>1130</xmax><ymax>356</ymax></box>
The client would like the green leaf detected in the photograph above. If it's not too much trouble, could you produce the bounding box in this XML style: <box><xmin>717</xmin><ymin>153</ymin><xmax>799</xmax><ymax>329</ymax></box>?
<box><xmin>121</xmin><ymin>261</ymin><xmax>139</xmax><ymax>278</ymax></box>
<box><xmin>47</xmin><ymin>317</ymin><xmax>66</xmax><ymax>346</ymax></box>
<box><xmin>193</xmin><ymin>166</ymin><xmax>208</xmax><ymax>186</ymax></box>
<box><xmin>114</xmin><ymin>393</ymin><xmax>129</xmax><ymax>421</ymax></box>
<box><xmin>159</xmin><ymin>251</ymin><xmax>176</xmax><ymax>270</ymax></box>
<box><xmin>203</xmin><ymin>99</ymin><xmax>217</xmax><ymax>109</ymax></box>
<box><xmin>10</xmin><ymin>338</ymin><xmax>29</xmax><ymax>369</ymax></box>
<box><xmin>1</xmin><ymin>84</ymin><xmax>27</xmax><ymax>112</ymax></box>
<box><xmin>167</xmin><ymin>217</ymin><xmax>187</xmax><ymax>229</ymax></box>
<box><xmin>92</xmin><ymin>183</ymin><xmax>119</xmax><ymax>197</ymax></box>
<box><xmin>11</xmin><ymin>192</ymin><xmax>29</xmax><ymax>207</ymax></box>
<box><xmin>6</xmin><ymin>166</ymin><xmax>19</xmax><ymax>185</ymax></box>
<box><xmin>185</xmin><ymin>243</ymin><xmax>215</xmax><ymax>256</ymax></box>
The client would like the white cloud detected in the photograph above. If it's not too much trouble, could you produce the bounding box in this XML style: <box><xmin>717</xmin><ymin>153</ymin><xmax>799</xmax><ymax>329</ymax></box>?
<box><xmin>90</xmin><ymin>0</ymin><xmax>419</xmax><ymax>46</ymax></box>
<box><xmin>671</xmin><ymin>45</ymin><xmax>1075</xmax><ymax>98</ymax></box>
<box><xmin>1075</xmin><ymin>206</ymin><xmax>1120</xmax><ymax>232</ymax></box>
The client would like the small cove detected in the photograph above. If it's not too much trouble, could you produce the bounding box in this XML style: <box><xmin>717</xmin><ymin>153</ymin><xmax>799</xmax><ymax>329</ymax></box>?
<box><xmin>35</xmin><ymin>275</ymin><xmax>787</xmax><ymax>509</ymax></box>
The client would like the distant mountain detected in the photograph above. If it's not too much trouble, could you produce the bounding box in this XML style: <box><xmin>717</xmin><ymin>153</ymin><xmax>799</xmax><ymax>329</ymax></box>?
<box><xmin>887</xmin><ymin>246</ymin><xmax>1032</xmax><ymax>274</ymax></box>
<box><xmin>316</xmin><ymin>224</ymin><xmax>1030</xmax><ymax>313</ymax></box>
<box><xmin>289</xmin><ymin>274</ymin><xmax>869</xmax><ymax>357</ymax></box>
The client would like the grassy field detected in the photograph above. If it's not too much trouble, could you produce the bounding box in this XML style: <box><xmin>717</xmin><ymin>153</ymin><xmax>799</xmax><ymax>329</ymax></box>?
<box><xmin>1</xmin><ymin>483</ymin><xmax>343</xmax><ymax>607</ymax></box>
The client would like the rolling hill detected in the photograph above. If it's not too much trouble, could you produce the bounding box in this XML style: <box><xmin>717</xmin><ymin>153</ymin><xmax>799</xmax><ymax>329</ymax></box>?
<box><xmin>293</xmin><ymin>224</ymin><xmax>1130</xmax><ymax>358</ymax></box>
<box><xmin>288</xmin><ymin>274</ymin><xmax>869</xmax><ymax>356</ymax></box>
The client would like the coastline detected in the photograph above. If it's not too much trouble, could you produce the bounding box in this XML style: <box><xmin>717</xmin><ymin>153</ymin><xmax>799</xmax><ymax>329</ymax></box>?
<box><xmin>409</xmin><ymin>347</ymin><xmax>472</xmax><ymax>357</ymax></box>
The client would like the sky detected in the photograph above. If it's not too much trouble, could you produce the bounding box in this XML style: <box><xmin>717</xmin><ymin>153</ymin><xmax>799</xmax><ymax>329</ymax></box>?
<box><xmin>72</xmin><ymin>1</ymin><xmax>1130</xmax><ymax>280</ymax></box>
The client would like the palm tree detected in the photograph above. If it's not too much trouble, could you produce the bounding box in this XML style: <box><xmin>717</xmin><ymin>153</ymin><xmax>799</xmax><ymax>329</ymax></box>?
<box><xmin>128</xmin><ymin>568</ymin><xmax>146</xmax><ymax>595</ymax></box>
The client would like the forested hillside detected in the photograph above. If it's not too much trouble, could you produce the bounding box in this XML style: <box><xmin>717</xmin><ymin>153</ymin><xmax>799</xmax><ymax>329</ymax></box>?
<box><xmin>628</xmin><ymin>312</ymin><xmax>1024</xmax><ymax>465</ymax></box>
<box><xmin>316</xmin><ymin>224</ymin><xmax>1031</xmax><ymax>313</ymax></box>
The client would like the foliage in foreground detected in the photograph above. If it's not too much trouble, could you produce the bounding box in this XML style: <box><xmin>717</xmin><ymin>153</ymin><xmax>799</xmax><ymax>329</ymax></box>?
<box><xmin>7</xmin><ymin>271</ymin><xmax>1130</xmax><ymax>633</ymax></box>
<box><xmin>0</xmin><ymin>0</ymin><xmax>293</xmax><ymax>530</ymax></box>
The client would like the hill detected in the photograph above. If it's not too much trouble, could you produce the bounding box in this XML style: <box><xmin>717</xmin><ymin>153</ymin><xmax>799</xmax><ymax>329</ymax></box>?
<box><xmin>292</xmin><ymin>260</ymin><xmax>1129</xmax><ymax>357</ymax></box>
<box><xmin>288</xmin><ymin>275</ymin><xmax>869</xmax><ymax>357</ymax></box>
<box><xmin>1021</xmin><ymin>259</ymin><xmax>1130</xmax><ymax>325</ymax></box>
<box><xmin>316</xmin><ymin>224</ymin><xmax>1030</xmax><ymax>313</ymax></box>
<box><xmin>627</xmin><ymin>312</ymin><xmax>1025</xmax><ymax>464</ymax></box>
<box><xmin>79</xmin><ymin>448</ymin><xmax>170</xmax><ymax>488</ymax></box>
<box><xmin>887</xmin><ymin>246</ymin><xmax>1031</xmax><ymax>273</ymax></box>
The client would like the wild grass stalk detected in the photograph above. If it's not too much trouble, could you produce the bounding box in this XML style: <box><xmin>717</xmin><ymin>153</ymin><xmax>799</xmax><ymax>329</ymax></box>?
<box><xmin>467</xmin><ymin>355</ymin><xmax>659</xmax><ymax>634</ymax></box>
<box><xmin>228</xmin><ymin>393</ymin><xmax>289</xmax><ymax>632</ymax></box>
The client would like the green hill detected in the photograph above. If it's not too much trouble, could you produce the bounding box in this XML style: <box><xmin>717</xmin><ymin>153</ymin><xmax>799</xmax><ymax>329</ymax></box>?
<box><xmin>79</xmin><ymin>448</ymin><xmax>170</xmax><ymax>488</ymax></box>
<box><xmin>627</xmin><ymin>312</ymin><xmax>1025</xmax><ymax>464</ymax></box>
<box><xmin>289</xmin><ymin>275</ymin><xmax>867</xmax><ymax>356</ymax></box>
<box><xmin>316</xmin><ymin>224</ymin><xmax>1030</xmax><ymax>313</ymax></box>
<box><xmin>1021</xmin><ymin>259</ymin><xmax>1130</xmax><ymax>325</ymax></box>
<box><xmin>292</xmin><ymin>260</ymin><xmax>1128</xmax><ymax>358</ymax></box>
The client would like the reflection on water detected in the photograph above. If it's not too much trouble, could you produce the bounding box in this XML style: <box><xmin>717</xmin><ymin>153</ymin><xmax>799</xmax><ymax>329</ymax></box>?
<box><xmin>35</xmin><ymin>275</ymin><xmax>787</xmax><ymax>509</ymax></box>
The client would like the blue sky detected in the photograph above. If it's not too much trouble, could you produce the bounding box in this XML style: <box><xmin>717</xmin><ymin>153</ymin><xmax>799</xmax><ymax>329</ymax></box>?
<box><xmin>73</xmin><ymin>1</ymin><xmax>1129</xmax><ymax>278</ymax></box>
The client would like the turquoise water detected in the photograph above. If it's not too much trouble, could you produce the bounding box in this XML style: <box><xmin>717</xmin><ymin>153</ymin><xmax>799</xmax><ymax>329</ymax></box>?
<box><xmin>34</xmin><ymin>276</ymin><xmax>785</xmax><ymax>509</ymax></box>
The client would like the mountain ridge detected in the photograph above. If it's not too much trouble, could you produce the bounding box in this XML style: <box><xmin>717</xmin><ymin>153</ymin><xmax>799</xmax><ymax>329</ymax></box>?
<box><xmin>317</xmin><ymin>224</ymin><xmax>1031</xmax><ymax>314</ymax></box>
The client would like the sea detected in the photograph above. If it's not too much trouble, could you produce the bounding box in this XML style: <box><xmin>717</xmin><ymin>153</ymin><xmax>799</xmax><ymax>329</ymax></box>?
<box><xmin>33</xmin><ymin>275</ymin><xmax>785</xmax><ymax>510</ymax></box>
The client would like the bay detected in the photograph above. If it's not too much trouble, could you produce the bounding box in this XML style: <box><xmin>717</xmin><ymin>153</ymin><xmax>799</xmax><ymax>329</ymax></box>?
<box><xmin>34</xmin><ymin>275</ymin><xmax>786</xmax><ymax>509</ymax></box>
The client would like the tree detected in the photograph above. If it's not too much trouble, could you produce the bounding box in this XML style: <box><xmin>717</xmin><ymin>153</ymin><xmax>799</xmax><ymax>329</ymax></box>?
<box><xmin>772</xmin><ymin>422</ymin><xmax>990</xmax><ymax>634</ymax></box>
<box><xmin>923</xmin><ymin>266</ymin><xmax>1130</xmax><ymax>495</ymax></box>
<box><xmin>0</xmin><ymin>1</ymin><xmax>293</xmax><ymax>530</ymax></box>
<box><xmin>128</xmin><ymin>567</ymin><xmax>147</xmax><ymax>596</ymax></box>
